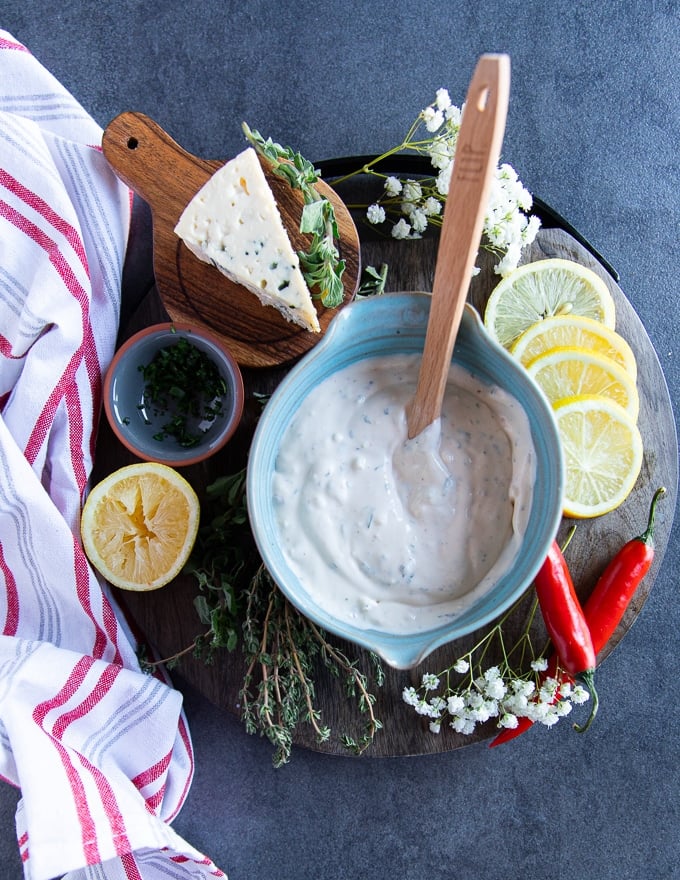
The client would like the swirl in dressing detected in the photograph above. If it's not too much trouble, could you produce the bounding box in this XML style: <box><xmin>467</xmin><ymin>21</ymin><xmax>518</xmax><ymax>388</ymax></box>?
<box><xmin>272</xmin><ymin>353</ymin><xmax>536</xmax><ymax>634</ymax></box>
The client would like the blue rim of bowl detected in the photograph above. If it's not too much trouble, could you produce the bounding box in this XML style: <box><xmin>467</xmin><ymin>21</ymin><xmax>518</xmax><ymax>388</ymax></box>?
<box><xmin>247</xmin><ymin>293</ymin><xmax>564</xmax><ymax>669</ymax></box>
<box><xmin>104</xmin><ymin>322</ymin><xmax>245</xmax><ymax>467</ymax></box>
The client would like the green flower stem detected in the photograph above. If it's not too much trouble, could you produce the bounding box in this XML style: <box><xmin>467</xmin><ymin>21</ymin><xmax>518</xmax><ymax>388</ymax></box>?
<box><xmin>573</xmin><ymin>671</ymin><xmax>599</xmax><ymax>733</ymax></box>
<box><xmin>330</xmin><ymin>135</ymin><xmax>439</xmax><ymax>185</ymax></box>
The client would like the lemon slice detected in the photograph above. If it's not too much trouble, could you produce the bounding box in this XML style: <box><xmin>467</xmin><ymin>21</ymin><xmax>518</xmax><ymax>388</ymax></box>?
<box><xmin>553</xmin><ymin>395</ymin><xmax>643</xmax><ymax>518</ymax></box>
<box><xmin>484</xmin><ymin>258</ymin><xmax>616</xmax><ymax>349</ymax></box>
<box><xmin>511</xmin><ymin>314</ymin><xmax>637</xmax><ymax>379</ymax></box>
<box><xmin>81</xmin><ymin>462</ymin><xmax>200</xmax><ymax>591</ymax></box>
<box><xmin>525</xmin><ymin>346</ymin><xmax>639</xmax><ymax>420</ymax></box>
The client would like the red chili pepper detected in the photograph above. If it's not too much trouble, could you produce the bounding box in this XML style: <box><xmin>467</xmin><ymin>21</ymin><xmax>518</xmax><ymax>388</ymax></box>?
<box><xmin>533</xmin><ymin>539</ymin><xmax>598</xmax><ymax>732</ymax></box>
<box><xmin>583</xmin><ymin>486</ymin><xmax>666</xmax><ymax>649</ymax></box>
<box><xmin>491</xmin><ymin>486</ymin><xmax>666</xmax><ymax>748</ymax></box>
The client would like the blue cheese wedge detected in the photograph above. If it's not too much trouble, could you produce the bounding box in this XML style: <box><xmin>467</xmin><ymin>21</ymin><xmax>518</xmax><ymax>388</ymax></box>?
<box><xmin>174</xmin><ymin>147</ymin><xmax>320</xmax><ymax>332</ymax></box>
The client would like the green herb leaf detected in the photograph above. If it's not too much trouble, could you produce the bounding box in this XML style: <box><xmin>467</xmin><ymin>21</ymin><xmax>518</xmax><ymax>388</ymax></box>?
<box><xmin>138</xmin><ymin>335</ymin><xmax>227</xmax><ymax>447</ymax></box>
<box><xmin>357</xmin><ymin>263</ymin><xmax>389</xmax><ymax>298</ymax></box>
<box><xmin>243</xmin><ymin>123</ymin><xmax>346</xmax><ymax>310</ymax></box>
<box><xmin>300</xmin><ymin>199</ymin><xmax>327</xmax><ymax>236</ymax></box>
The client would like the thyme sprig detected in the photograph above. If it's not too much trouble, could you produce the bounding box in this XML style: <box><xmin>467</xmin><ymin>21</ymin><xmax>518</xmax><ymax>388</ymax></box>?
<box><xmin>142</xmin><ymin>468</ymin><xmax>384</xmax><ymax>766</ymax></box>
<box><xmin>242</xmin><ymin>122</ymin><xmax>345</xmax><ymax>308</ymax></box>
<box><xmin>241</xmin><ymin>565</ymin><xmax>383</xmax><ymax>767</ymax></box>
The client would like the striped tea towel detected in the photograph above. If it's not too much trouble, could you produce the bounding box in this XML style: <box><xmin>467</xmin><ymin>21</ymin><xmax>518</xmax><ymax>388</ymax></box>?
<box><xmin>0</xmin><ymin>31</ymin><xmax>225</xmax><ymax>880</ymax></box>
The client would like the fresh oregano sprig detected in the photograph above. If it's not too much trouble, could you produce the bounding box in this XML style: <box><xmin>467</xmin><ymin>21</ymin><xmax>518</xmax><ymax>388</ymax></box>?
<box><xmin>242</xmin><ymin>122</ymin><xmax>346</xmax><ymax>308</ymax></box>
<box><xmin>136</xmin><ymin>471</ymin><xmax>251</xmax><ymax>673</ymax></box>
<box><xmin>183</xmin><ymin>469</ymin><xmax>255</xmax><ymax>659</ymax></box>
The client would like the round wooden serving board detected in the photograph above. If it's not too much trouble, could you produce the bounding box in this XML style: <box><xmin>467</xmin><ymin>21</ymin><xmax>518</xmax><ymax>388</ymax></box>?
<box><xmin>97</xmin><ymin>211</ymin><xmax>677</xmax><ymax>758</ymax></box>
<box><xmin>102</xmin><ymin>112</ymin><xmax>361</xmax><ymax>368</ymax></box>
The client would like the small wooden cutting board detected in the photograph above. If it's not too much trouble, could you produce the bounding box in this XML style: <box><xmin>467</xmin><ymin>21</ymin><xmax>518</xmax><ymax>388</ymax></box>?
<box><xmin>102</xmin><ymin>112</ymin><xmax>361</xmax><ymax>368</ymax></box>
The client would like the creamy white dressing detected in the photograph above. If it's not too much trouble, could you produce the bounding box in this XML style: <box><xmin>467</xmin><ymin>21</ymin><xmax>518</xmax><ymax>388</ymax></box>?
<box><xmin>272</xmin><ymin>353</ymin><xmax>536</xmax><ymax>634</ymax></box>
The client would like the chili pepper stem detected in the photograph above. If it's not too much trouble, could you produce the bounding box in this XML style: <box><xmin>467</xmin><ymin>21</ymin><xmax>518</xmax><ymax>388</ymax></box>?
<box><xmin>639</xmin><ymin>486</ymin><xmax>666</xmax><ymax>545</ymax></box>
<box><xmin>573</xmin><ymin>670</ymin><xmax>598</xmax><ymax>733</ymax></box>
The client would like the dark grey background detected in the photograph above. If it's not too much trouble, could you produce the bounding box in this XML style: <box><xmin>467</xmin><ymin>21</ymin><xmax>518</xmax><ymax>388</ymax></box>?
<box><xmin>2</xmin><ymin>2</ymin><xmax>679</xmax><ymax>878</ymax></box>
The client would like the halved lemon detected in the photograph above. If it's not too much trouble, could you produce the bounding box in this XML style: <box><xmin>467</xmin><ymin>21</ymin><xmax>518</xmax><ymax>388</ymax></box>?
<box><xmin>81</xmin><ymin>462</ymin><xmax>200</xmax><ymax>591</ymax></box>
<box><xmin>511</xmin><ymin>314</ymin><xmax>637</xmax><ymax>379</ymax></box>
<box><xmin>525</xmin><ymin>346</ymin><xmax>639</xmax><ymax>420</ymax></box>
<box><xmin>553</xmin><ymin>395</ymin><xmax>643</xmax><ymax>518</ymax></box>
<box><xmin>484</xmin><ymin>258</ymin><xmax>616</xmax><ymax>349</ymax></box>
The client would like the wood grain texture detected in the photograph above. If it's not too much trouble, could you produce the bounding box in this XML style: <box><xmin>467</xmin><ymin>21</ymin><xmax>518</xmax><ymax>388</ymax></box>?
<box><xmin>97</xmin><ymin>225</ymin><xmax>678</xmax><ymax>758</ymax></box>
<box><xmin>102</xmin><ymin>112</ymin><xmax>361</xmax><ymax>367</ymax></box>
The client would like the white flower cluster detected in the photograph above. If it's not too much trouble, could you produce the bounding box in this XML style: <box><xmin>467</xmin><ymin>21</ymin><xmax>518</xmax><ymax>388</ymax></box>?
<box><xmin>365</xmin><ymin>88</ymin><xmax>540</xmax><ymax>275</ymax></box>
<box><xmin>402</xmin><ymin>661</ymin><xmax>590</xmax><ymax>736</ymax></box>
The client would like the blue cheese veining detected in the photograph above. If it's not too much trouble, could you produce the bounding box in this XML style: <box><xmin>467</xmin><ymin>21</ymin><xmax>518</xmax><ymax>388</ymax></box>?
<box><xmin>174</xmin><ymin>147</ymin><xmax>320</xmax><ymax>332</ymax></box>
<box><xmin>272</xmin><ymin>353</ymin><xmax>537</xmax><ymax>634</ymax></box>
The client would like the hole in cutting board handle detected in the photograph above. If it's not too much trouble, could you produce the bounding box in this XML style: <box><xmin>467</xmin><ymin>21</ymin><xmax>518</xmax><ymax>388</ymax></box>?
<box><xmin>127</xmin><ymin>137</ymin><xmax>139</xmax><ymax>150</ymax></box>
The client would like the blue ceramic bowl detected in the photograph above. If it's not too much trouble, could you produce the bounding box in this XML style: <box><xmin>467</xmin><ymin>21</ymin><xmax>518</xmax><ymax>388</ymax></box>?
<box><xmin>104</xmin><ymin>322</ymin><xmax>244</xmax><ymax>467</ymax></box>
<box><xmin>247</xmin><ymin>293</ymin><xmax>564</xmax><ymax>669</ymax></box>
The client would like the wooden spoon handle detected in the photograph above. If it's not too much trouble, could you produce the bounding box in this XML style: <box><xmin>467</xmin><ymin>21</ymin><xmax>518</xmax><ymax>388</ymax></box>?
<box><xmin>406</xmin><ymin>54</ymin><xmax>510</xmax><ymax>438</ymax></box>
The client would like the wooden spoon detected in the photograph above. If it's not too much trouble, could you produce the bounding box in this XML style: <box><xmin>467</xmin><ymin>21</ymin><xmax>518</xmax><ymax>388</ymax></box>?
<box><xmin>406</xmin><ymin>54</ymin><xmax>511</xmax><ymax>438</ymax></box>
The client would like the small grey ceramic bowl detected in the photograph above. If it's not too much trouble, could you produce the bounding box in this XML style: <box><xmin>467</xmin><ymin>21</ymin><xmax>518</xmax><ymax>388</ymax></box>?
<box><xmin>104</xmin><ymin>322</ymin><xmax>244</xmax><ymax>467</ymax></box>
<box><xmin>247</xmin><ymin>292</ymin><xmax>564</xmax><ymax>670</ymax></box>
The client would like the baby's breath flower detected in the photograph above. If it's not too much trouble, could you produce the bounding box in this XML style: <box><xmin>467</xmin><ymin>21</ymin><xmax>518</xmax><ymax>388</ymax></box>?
<box><xmin>484</xmin><ymin>676</ymin><xmax>507</xmax><ymax>701</ymax></box>
<box><xmin>445</xmin><ymin>104</ymin><xmax>462</xmax><ymax>125</ymax></box>
<box><xmin>495</xmin><ymin>243</ymin><xmax>523</xmax><ymax>276</ymax></box>
<box><xmin>523</xmin><ymin>214</ymin><xmax>542</xmax><ymax>243</ymax></box>
<box><xmin>453</xmin><ymin>658</ymin><xmax>469</xmax><ymax>674</ymax></box>
<box><xmin>414</xmin><ymin>699</ymin><xmax>437</xmax><ymax>717</ymax></box>
<box><xmin>423</xmin><ymin>196</ymin><xmax>442</xmax><ymax>216</ymax></box>
<box><xmin>540</xmin><ymin>709</ymin><xmax>561</xmax><ymax>728</ymax></box>
<box><xmin>366</xmin><ymin>203</ymin><xmax>385</xmax><ymax>225</ymax></box>
<box><xmin>512</xmin><ymin>679</ymin><xmax>536</xmax><ymax>697</ymax></box>
<box><xmin>468</xmin><ymin>690</ymin><xmax>485</xmax><ymax>710</ymax></box>
<box><xmin>499</xmin><ymin>712</ymin><xmax>519</xmax><ymax>729</ymax></box>
<box><xmin>470</xmin><ymin>700</ymin><xmax>498</xmax><ymax>724</ymax></box>
<box><xmin>333</xmin><ymin>86</ymin><xmax>539</xmax><ymax>276</ymax></box>
<box><xmin>571</xmin><ymin>685</ymin><xmax>590</xmax><ymax>705</ymax></box>
<box><xmin>421</xmin><ymin>672</ymin><xmax>440</xmax><ymax>691</ymax></box>
<box><xmin>429</xmin><ymin>720</ymin><xmax>442</xmax><ymax>734</ymax></box>
<box><xmin>384</xmin><ymin>175</ymin><xmax>402</xmax><ymax>196</ymax></box>
<box><xmin>402</xmin><ymin>686</ymin><xmax>419</xmax><ymax>707</ymax></box>
<box><xmin>402</xmin><ymin>180</ymin><xmax>423</xmax><ymax>203</ymax></box>
<box><xmin>429</xmin><ymin>696</ymin><xmax>447</xmax><ymax>716</ymax></box>
<box><xmin>539</xmin><ymin>678</ymin><xmax>560</xmax><ymax>704</ymax></box>
<box><xmin>531</xmin><ymin>657</ymin><xmax>549</xmax><ymax>672</ymax></box>
<box><xmin>528</xmin><ymin>701</ymin><xmax>551</xmax><ymax>722</ymax></box>
<box><xmin>410</xmin><ymin>209</ymin><xmax>428</xmax><ymax>234</ymax></box>
<box><xmin>504</xmin><ymin>693</ymin><xmax>529</xmax><ymax>715</ymax></box>
<box><xmin>391</xmin><ymin>218</ymin><xmax>412</xmax><ymax>240</ymax></box>
<box><xmin>555</xmin><ymin>700</ymin><xmax>573</xmax><ymax>717</ymax></box>
<box><xmin>427</xmin><ymin>138</ymin><xmax>454</xmax><ymax>170</ymax></box>
<box><xmin>422</xmin><ymin>106</ymin><xmax>444</xmax><ymax>132</ymax></box>
<box><xmin>447</xmin><ymin>694</ymin><xmax>466</xmax><ymax>714</ymax></box>
<box><xmin>435</xmin><ymin>87</ymin><xmax>451</xmax><ymax>111</ymax></box>
<box><xmin>451</xmin><ymin>714</ymin><xmax>476</xmax><ymax>736</ymax></box>
<box><xmin>435</xmin><ymin>163</ymin><xmax>453</xmax><ymax>196</ymax></box>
